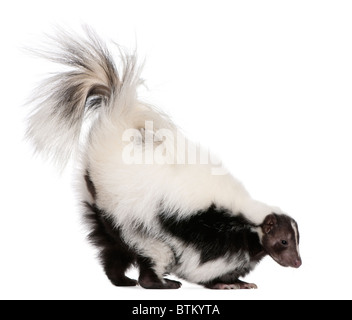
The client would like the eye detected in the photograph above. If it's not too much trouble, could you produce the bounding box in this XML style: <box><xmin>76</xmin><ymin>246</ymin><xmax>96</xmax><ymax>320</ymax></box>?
<box><xmin>281</xmin><ymin>240</ymin><xmax>288</xmax><ymax>245</ymax></box>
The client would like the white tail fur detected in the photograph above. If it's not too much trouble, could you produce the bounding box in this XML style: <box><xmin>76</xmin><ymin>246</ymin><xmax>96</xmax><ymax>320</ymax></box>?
<box><xmin>26</xmin><ymin>27</ymin><xmax>142</xmax><ymax>168</ymax></box>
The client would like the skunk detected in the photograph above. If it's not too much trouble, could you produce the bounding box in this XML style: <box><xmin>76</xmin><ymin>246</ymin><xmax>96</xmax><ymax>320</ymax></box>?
<box><xmin>26</xmin><ymin>28</ymin><xmax>301</xmax><ymax>289</ymax></box>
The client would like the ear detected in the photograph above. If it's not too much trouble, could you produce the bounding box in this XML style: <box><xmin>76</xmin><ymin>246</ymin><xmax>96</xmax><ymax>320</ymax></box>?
<box><xmin>262</xmin><ymin>213</ymin><xmax>277</xmax><ymax>234</ymax></box>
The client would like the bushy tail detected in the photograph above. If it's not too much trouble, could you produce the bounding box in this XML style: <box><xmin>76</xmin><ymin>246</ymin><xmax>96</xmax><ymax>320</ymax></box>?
<box><xmin>26</xmin><ymin>27</ymin><xmax>142</xmax><ymax>168</ymax></box>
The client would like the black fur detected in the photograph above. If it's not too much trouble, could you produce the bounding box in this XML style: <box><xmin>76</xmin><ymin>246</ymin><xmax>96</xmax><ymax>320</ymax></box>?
<box><xmin>83</xmin><ymin>202</ymin><xmax>138</xmax><ymax>286</ymax></box>
<box><xmin>84</xmin><ymin>168</ymin><xmax>267</xmax><ymax>288</ymax></box>
<box><xmin>137</xmin><ymin>256</ymin><xmax>181</xmax><ymax>289</ymax></box>
<box><xmin>84</xmin><ymin>172</ymin><xmax>266</xmax><ymax>288</ymax></box>
<box><xmin>84</xmin><ymin>201</ymin><xmax>182</xmax><ymax>288</ymax></box>
<box><xmin>159</xmin><ymin>204</ymin><xmax>264</xmax><ymax>264</ymax></box>
<box><xmin>84</xmin><ymin>171</ymin><xmax>97</xmax><ymax>200</ymax></box>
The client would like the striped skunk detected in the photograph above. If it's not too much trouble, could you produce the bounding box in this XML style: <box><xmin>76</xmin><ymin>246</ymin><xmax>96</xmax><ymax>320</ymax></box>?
<box><xmin>26</xmin><ymin>28</ymin><xmax>301</xmax><ymax>289</ymax></box>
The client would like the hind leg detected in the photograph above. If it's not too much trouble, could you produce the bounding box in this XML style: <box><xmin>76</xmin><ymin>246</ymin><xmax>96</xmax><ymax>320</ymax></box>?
<box><xmin>100</xmin><ymin>246</ymin><xmax>137</xmax><ymax>287</ymax></box>
<box><xmin>84</xmin><ymin>202</ymin><xmax>138</xmax><ymax>286</ymax></box>
<box><xmin>132</xmin><ymin>236</ymin><xmax>181</xmax><ymax>289</ymax></box>
<box><xmin>138</xmin><ymin>256</ymin><xmax>181</xmax><ymax>289</ymax></box>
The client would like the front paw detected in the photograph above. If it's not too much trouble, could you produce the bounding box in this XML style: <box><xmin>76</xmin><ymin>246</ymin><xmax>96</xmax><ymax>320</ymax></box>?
<box><xmin>205</xmin><ymin>281</ymin><xmax>257</xmax><ymax>290</ymax></box>
<box><xmin>208</xmin><ymin>283</ymin><xmax>241</xmax><ymax>289</ymax></box>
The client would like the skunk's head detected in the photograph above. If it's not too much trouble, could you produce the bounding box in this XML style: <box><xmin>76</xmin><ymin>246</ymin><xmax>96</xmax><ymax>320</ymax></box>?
<box><xmin>260</xmin><ymin>213</ymin><xmax>302</xmax><ymax>268</ymax></box>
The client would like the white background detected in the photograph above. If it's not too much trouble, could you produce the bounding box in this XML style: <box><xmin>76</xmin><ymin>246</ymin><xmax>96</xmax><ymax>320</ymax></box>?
<box><xmin>1</xmin><ymin>0</ymin><xmax>351</xmax><ymax>300</ymax></box>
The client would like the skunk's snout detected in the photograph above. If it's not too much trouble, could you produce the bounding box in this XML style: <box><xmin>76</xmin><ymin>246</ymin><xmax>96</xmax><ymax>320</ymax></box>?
<box><xmin>292</xmin><ymin>257</ymin><xmax>302</xmax><ymax>268</ymax></box>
